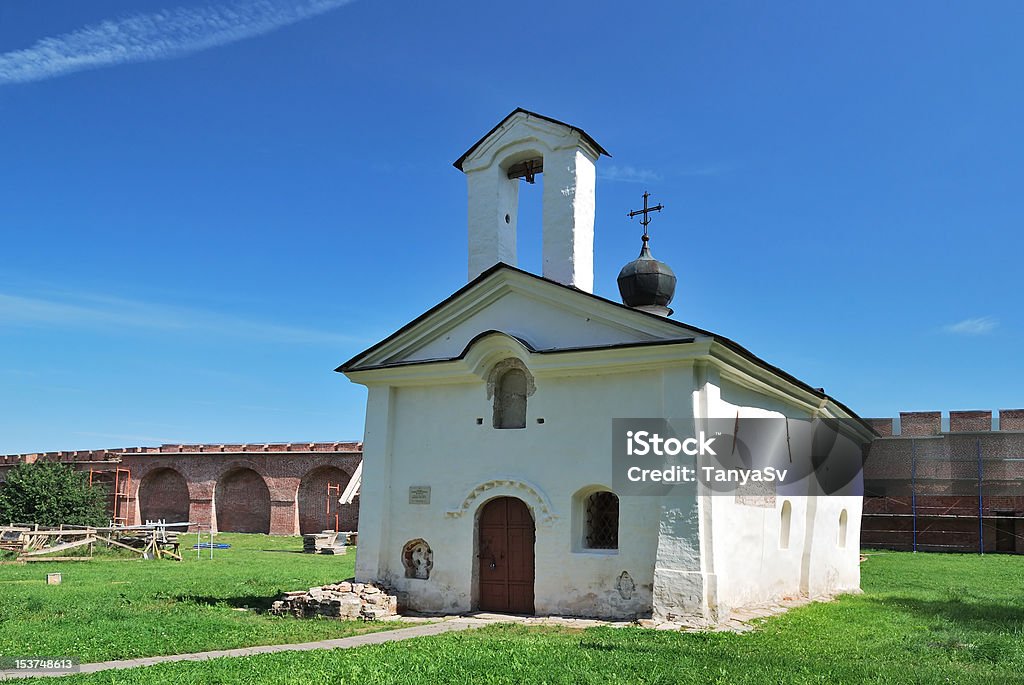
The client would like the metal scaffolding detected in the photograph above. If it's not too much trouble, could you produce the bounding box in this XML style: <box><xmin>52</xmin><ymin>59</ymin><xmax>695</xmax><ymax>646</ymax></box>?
<box><xmin>862</xmin><ymin>436</ymin><xmax>1024</xmax><ymax>553</ymax></box>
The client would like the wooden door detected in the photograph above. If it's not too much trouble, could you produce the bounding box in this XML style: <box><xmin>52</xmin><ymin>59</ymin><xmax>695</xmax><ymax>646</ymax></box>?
<box><xmin>478</xmin><ymin>497</ymin><xmax>535</xmax><ymax>613</ymax></box>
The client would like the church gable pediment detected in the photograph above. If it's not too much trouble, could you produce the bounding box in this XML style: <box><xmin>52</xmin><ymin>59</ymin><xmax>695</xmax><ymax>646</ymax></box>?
<box><xmin>338</xmin><ymin>265</ymin><xmax>701</xmax><ymax>372</ymax></box>
<box><xmin>454</xmin><ymin>108</ymin><xmax>609</xmax><ymax>173</ymax></box>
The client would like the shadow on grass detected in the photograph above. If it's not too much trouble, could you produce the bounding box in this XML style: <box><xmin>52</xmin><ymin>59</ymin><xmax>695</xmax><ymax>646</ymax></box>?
<box><xmin>870</xmin><ymin>596</ymin><xmax>1024</xmax><ymax>632</ymax></box>
<box><xmin>176</xmin><ymin>594</ymin><xmax>278</xmax><ymax>611</ymax></box>
<box><xmin>579</xmin><ymin>641</ymin><xmax>619</xmax><ymax>651</ymax></box>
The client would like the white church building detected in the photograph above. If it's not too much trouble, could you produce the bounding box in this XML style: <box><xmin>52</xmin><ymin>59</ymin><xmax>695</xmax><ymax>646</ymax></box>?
<box><xmin>339</xmin><ymin>109</ymin><xmax>873</xmax><ymax>621</ymax></box>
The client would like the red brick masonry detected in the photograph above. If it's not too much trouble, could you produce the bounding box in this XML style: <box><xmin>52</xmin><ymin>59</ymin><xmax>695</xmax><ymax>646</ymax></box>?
<box><xmin>0</xmin><ymin>442</ymin><xmax>362</xmax><ymax>535</ymax></box>
<box><xmin>862</xmin><ymin>410</ymin><xmax>1024</xmax><ymax>554</ymax></box>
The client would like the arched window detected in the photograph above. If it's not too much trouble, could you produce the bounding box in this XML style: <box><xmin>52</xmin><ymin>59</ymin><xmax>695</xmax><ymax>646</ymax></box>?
<box><xmin>838</xmin><ymin>509</ymin><xmax>848</xmax><ymax>548</ymax></box>
<box><xmin>780</xmin><ymin>500</ymin><xmax>792</xmax><ymax>550</ymax></box>
<box><xmin>493</xmin><ymin>368</ymin><xmax>528</xmax><ymax>429</ymax></box>
<box><xmin>584</xmin><ymin>491</ymin><xmax>619</xmax><ymax>550</ymax></box>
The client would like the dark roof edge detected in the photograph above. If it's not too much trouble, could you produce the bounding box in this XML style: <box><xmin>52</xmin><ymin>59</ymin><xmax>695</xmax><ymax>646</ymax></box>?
<box><xmin>343</xmin><ymin>331</ymin><xmax>697</xmax><ymax>373</ymax></box>
<box><xmin>453</xmin><ymin>108</ymin><xmax>611</xmax><ymax>171</ymax></box>
<box><xmin>335</xmin><ymin>263</ymin><xmax>872</xmax><ymax>434</ymax></box>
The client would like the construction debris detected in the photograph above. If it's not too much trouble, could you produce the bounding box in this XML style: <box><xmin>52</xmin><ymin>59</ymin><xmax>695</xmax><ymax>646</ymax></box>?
<box><xmin>302</xmin><ymin>530</ymin><xmax>354</xmax><ymax>555</ymax></box>
<box><xmin>0</xmin><ymin>527</ymin><xmax>30</xmax><ymax>553</ymax></box>
<box><xmin>0</xmin><ymin>522</ymin><xmax>185</xmax><ymax>562</ymax></box>
<box><xmin>270</xmin><ymin>581</ymin><xmax>397</xmax><ymax>621</ymax></box>
<box><xmin>0</xmin><ymin>526</ymin><xmax>96</xmax><ymax>560</ymax></box>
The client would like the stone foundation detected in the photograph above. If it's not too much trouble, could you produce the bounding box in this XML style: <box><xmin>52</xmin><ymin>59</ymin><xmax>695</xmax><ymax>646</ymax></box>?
<box><xmin>270</xmin><ymin>582</ymin><xmax>397</xmax><ymax>621</ymax></box>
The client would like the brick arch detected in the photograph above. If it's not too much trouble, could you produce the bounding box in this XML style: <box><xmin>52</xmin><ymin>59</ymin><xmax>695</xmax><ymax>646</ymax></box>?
<box><xmin>215</xmin><ymin>466</ymin><xmax>271</xmax><ymax>533</ymax></box>
<box><xmin>213</xmin><ymin>459</ymin><xmax>271</xmax><ymax>483</ymax></box>
<box><xmin>297</xmin><ymin>466</ymin><xmax>352</xmax><ymax>534</ymax></box>
<box><xmin>138</xmin><ymin>467</ymin><xmax>190</xmax><ymax>525</ymax></box>
<box><xmin>275</xmin><ymin>455</ymin><xmax>359</xmax><ymax>481</ymax></box>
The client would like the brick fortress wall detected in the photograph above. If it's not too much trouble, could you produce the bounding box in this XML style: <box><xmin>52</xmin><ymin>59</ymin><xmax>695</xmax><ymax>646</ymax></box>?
<box><xmin>862</xmin><ymin>410</ymin><xmax>1024</xmax><ymax>553</ymax></box>
<box><xmin>0</xmin><ymin>442</ymin><xmax>362</xmax><ymax>535</ymax></box>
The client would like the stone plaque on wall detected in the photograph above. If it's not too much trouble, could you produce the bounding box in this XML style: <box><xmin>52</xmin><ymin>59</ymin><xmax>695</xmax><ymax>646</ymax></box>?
<box><xmin>408</xmin><ymin>486</ymin><xmax>431</xmax><ymax>505</ymax></box>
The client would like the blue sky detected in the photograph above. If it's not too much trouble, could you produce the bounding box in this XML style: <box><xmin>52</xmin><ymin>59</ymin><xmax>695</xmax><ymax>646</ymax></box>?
<box><xmin>1</xmin><ymin>1</ymin><xmax>1021</xmax><ymax>453</ymax></box>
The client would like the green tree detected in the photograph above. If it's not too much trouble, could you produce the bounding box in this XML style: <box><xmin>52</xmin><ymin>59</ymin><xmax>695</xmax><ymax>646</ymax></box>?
<box><xmin>0</xmin><ymin>462</ymin><xmax>108</xmax><ymax>527</ymax></box>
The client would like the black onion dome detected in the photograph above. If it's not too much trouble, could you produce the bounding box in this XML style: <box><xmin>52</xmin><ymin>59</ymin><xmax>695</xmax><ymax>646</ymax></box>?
<box><xmin>617</xmin><ymin>236</ymin><xmax>677</xmax><ymax>309</ymax></box>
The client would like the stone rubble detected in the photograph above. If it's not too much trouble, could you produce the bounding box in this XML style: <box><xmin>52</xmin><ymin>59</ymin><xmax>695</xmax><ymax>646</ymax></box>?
<box><xmin>270</xmin><ymin>581</ymin><xmax>398</xmax><ymax>621</ymax></box>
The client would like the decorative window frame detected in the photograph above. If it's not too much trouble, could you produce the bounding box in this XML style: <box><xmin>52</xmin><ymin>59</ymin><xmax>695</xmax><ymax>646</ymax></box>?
<box><xmin>571</xmin><ymin>485</ymin><xmax>620</xmax><ymax>555</ymax></box>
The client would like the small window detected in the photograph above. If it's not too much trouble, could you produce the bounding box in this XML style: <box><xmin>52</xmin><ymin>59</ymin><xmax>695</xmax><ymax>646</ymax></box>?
<box><xmin>493</xmin><ymin>368</ymin><xmax>528</xmax><ymax>429</ymax></box>
<box><xmin>585</xmin><ymin>491</ymin><xmax>619</xmax><ymax>550</ymax></box>
<box><xmin>838</xmin><ymin>509</ymin><xmax>848</xmax><ymax>548</ymax></box>
<box><xmin>780</xmin><ymin>500</ymin><xmax>792</xmax><ymax>550</ymax></box>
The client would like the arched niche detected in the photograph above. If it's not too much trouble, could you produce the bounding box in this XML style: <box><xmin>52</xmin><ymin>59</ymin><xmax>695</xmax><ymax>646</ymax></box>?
<box><xmin>215</xmin><ymin>467</ymin><xmax>271</xmax><ymax>534</ymax></box>
<box><xmin>138</xmin><ymin>468</ymin><xmax>190</xmax><ymax>525</ymax></box>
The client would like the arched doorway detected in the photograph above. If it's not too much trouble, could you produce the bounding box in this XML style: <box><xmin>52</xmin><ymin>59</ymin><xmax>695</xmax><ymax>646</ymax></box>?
<box><xmin>477</xmin><ymin>497</ymin><xmax>535</xmax><ymax>614</ymax></box>
<box><xmin>215</xmin><ymin>468</ymin><xmax>270</xmax><ymax>533</ymax></box>
<box><xmin>297</xmin><ymin>466</ymin><xmax>351</xmax><ymax>534</ymax></box>
<box><xmin>138</xmin><ymin>468</ymin><xmax>190</xmax><ymax>524</ymax></box>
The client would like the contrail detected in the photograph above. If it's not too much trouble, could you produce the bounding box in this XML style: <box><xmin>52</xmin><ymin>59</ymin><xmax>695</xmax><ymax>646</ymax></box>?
<box><xmin>0</xmin><ymin>0</ymin><xmax>354</xmax><ymax>86</ymax></box>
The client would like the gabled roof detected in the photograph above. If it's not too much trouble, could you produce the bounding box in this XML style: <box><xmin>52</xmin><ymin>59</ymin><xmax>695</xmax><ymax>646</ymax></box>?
<box><xmin>336</xmin><ymin>261</ymin><xmax>693</xmax><ymax>372</ymax></box>
<box><xmin>335</xmin><ymin>262</ymin><xmax>870</xmax><ymax>432</ymax></box>
<box><xmin>453</xmin><ymin>108</ymin><xmax>611</xmax><ymax>171</ymax></box>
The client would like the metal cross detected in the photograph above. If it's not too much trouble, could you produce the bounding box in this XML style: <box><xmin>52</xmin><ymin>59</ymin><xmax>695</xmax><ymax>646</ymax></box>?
<box><xmin>627</xmin><ymin>191</ymin><xmax>664</xmax><ymax>238</ymax></box>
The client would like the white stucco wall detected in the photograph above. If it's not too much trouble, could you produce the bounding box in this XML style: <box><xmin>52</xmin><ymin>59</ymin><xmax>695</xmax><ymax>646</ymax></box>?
<box><xmin>353</xmin><ymin>355</ymin><xmax>866</xmax><ymax>620</ymax></box>
<box><xmin>699</xmin><ymin>376</ymin><xmax>863</xmax><ymax>617</ymax></box>
<box><xmin>356</xmin><ymin>364</ymin><xmax>688</xmax><ymax>618</ymax></box>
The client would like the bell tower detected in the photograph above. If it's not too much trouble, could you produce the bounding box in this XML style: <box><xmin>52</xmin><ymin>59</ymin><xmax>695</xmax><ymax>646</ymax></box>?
<box><xmin>453</xmin><ymin>109</ymin><xmax>609</xmax><ymax>293</ymax></box>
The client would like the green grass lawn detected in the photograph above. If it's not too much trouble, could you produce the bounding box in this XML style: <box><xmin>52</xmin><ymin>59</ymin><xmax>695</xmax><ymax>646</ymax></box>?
<box><xmin>0</xmin><ymin>533</ymin><xmax>395</xmax><ymax>663</ymax></box>
<box><xmin>12</xmin><ymin>550</ymin><xmax>1024</xmax><ymax>684</ymax></box>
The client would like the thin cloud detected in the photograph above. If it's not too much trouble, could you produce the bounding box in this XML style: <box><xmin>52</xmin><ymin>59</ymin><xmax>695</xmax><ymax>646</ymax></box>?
<box><xmin>599</xmin><ymin>165</ymin><xmax>663</xmax><ymax>184</ymax></box>
<box><xmin>944</xmin><ymin>316</ymin><xmax>998</xmax><ymax>336</ymax></box>
<box><xmin>0</xmin><ymin>0</ymin><xmax>354</xmax><ymax>86</ymax></box>
<box><xmin>0</xmin><ymin>290</ymin><xmax>363</xmax><ymax>345</ymax></box>
<box><xmin>677</xmin><ymin>162</ymin><xmax>738</xmax><ymax>177</ymax></box>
